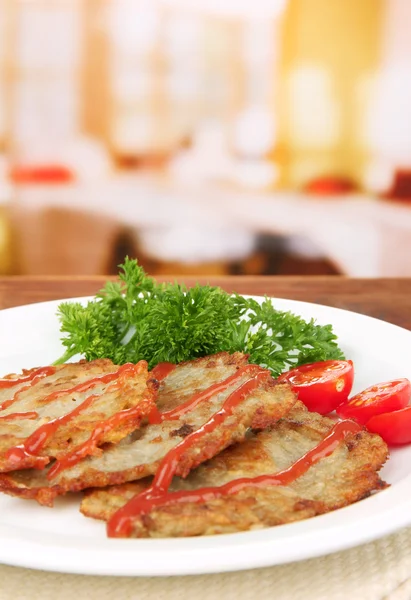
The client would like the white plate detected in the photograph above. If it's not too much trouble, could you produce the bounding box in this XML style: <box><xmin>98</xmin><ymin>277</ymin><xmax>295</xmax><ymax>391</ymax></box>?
<box><xmin>0</xmin><ymin>295</ymin><xmax>410</xmax><ymax>577</ymax></box>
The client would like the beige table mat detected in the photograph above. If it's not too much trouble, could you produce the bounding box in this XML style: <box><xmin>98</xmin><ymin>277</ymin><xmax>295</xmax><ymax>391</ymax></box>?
<box><xmin>0</xmin><ymin>526</ymin><xmax>410</xmax><ymax>600</ymax></box>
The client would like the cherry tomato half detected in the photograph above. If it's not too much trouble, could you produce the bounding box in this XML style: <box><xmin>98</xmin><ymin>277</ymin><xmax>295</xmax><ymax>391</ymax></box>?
<box><xmin>278</xmin><ymin>360</ymin><xmax>354</xmax><ymax>415</ymax></box>
<box><xmin>366</xmin><ymin>406</ymin><xmax>411</xmax><ymax>445</ymax></box>
<box><xmin>336</xmin><ymin>379</ymin><xmax>411</xmax><ymax>425</ymax></box>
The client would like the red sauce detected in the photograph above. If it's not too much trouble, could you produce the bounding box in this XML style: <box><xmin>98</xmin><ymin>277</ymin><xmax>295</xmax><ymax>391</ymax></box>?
<box><xmin>0</xmin><ymin>366</ymin><xmax>57</xmax><ymax>411</ymax></box>
<box><xmin>47</xmin><ymin>399</ymin><xmax>153</xmax><ymax>480</ymax></box>
<box><xmin>0</xmin><ymin>411</ymin><xmax>38</xmax><ymax>421</ymax></box>
<box><xmin>150</xmin><ymin>363</ymin><xmax>176</xmax><ymax>381</ymax></box>
<box><xmin>148</xmin><ymin>365</ymin><xmax>260</xmax><ymax>425</ymax></box>
<box><xmin>107</xmin><ymin>367</ymin><xmax>271</xmax><ymax>537</ymax></box>
<box><xmin>161</xmin><ymin>365</ymin><xmax>260</xmax><ymax>421</ymax></box>
<box><xmin>49</xmin><ymin>365</ymin><xmax>262</xmax><ymax>478</ymax></box>
<box><xmin>0</xmin><ymin>364</ymin><xmax>135</xmax><ymax>413</ymax></box>
<box><xmin>107</xmin><ymin>419</ymin><xmax>362</xmax><ymax>537</ymax></box>
<box><xmin>29</xmin><ymin>363</ymin><xmax>136</xmax><ymax>408</ymax></box>
<box><xmin>4</xmin><ymin>363</ymin><xmax>138</xmax><ymax>470</ymax></box>
<box><xmin>5</xmin><ymin>394</ymin><xmax>98</xmax><ymax>469</ymax></box>
<box><xmin>147</xmin><ymin>406</ymin><xmax>162</xmax><ymax>425</ymax></box>
<box><xmin>0</xmin><ymin>366</ymin><xmax>56</xmax><ymax>390</ymax></box>
<box><xmin>1</xmin><ymin>362</ymin><xmax>136</xmax><ymax>414</ymax></box>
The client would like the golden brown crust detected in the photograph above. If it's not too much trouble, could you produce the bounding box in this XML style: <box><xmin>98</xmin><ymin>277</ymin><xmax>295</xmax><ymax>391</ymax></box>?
<box><xmin>0</xmin><ymin>355</ymin><xmax>297</xmax><ymax>505</ymax></box>
<box><xmin>2</xmin><ymin>353</ymin><xmax>389</xmax><ymax>538</ymax></box>
<box><xmin>153</xmin><ymin>351</ymin><xmax>249</xmax><ymax>413</ymax></box>
<box><xmin>80</xmin><ymin>402</ymin><xmax>388</xmax><ymax>537</ymax></box>
<box><xmin>81</xmin><ymin>481</ymin><xmax>152</xmax><ymax>521</ymax></box>
<box><xmin>0</xmin><ymin>359</ymin><xmax>157</xmax><ymax>473</ymax></box>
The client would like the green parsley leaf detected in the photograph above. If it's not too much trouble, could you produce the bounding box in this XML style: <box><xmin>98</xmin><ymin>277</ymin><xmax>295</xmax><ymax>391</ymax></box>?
<box><xmin>54</xmin><ymin>258</ymin><xmax>344</xmax><ymax>375</ymax></box>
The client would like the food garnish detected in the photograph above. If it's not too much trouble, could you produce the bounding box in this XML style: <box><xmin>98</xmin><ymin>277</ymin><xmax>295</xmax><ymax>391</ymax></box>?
<box><xmin>337</xmin><ymin>378</ymin><xmax>411</xmax><ymax>444</ymax></box>
<box><xmin>365</xmin><ymin>406</ymin><xmax>411</xmax><ymax>445</ymax></box>
<box><xmin>54</xmin><ymin>258</ymin><xmax>344</xmax><ymax>376</ymax></box>
<box><xmin>336</xmin><ymin>379</ymin><xmax>411</xmax><ymax>425</ymax></box>
<box><xmin>278</xmin><ymin>359</ymin><xmax>354</xmax><ymax>414</ymax></box>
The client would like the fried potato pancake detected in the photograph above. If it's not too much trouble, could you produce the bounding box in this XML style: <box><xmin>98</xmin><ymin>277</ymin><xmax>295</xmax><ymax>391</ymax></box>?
<box><xmin>0</xmin><ymin>359</ymin><xmax>157</xmax><ymax>472</ymax></box>
<box><xmin>0</xmin><ymin>354</ymin><xmax>296</xmax><ymax>505</ymax></box>
<box><xmin>80</xmin><ymin>402</ymin><xmax>388</xmax><ymax>538</ymax></box>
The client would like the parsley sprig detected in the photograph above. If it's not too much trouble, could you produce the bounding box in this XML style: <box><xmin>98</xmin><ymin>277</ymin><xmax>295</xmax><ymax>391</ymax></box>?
<box><xmin>54</xmin><ymin>258</ymin><xmax>344</xmax><ymax>375</ymax></box>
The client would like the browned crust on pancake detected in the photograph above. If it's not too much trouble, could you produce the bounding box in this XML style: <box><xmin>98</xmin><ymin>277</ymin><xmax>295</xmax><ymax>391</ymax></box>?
<box><xmin>0</xmin><ymin>360</ymin><xmax>157</xmax><ymax>472</ymax></box>
<box><xmin>0</xmin><ymin>358</ymin><xmax>296</xmax><ymax>505</ymax></box>
<box><xmin>80</xmin><ymin>403</ymin><xmax>388</xmax><ymax>537</ymax></box>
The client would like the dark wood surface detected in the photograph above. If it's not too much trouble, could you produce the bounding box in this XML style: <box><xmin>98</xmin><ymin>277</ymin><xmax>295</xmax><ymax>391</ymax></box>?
<box><xmin>0</xmin><ymin>276</ymin><xmax>410</xmax><ymax>331</ymax></box>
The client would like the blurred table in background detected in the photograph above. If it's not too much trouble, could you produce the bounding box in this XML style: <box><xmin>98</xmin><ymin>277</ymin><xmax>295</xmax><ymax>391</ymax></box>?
<box><xmin>4</xmin><ymin>176</ymin><xmax>411</xmax><ymax>277</ymax></box>
<box><xmin>9</xmin><ymin>206</ymin><xmax>122</xmax><ymax>276</ymax></box>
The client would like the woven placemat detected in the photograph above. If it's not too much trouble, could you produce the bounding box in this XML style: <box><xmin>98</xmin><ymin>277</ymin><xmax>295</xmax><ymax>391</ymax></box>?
<box><xmin>0</xmin><ymin>526</ymin><xmax>410</xmax><ymax>600</ymax></box>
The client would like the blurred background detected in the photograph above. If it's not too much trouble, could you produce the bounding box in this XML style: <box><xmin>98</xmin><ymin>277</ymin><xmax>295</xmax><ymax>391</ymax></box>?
<box><xmin>1</xmin><ymin>0</ymin><xmax>411</xmax><ymax>278</ymax></box>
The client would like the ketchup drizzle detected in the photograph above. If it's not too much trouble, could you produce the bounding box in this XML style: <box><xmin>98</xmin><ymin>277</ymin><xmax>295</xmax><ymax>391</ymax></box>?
<box><xmin>0</xmin><ymin>366</ymin><xmax>56</xmax><ymax>390</ymax></box>
<box><xmin>49</xmin><ymin>365</ymin><xmax>263</xmax><ymax>478</ymax></box>
<box><xmin>47</xmin><ymin>398</ymin><xmax>153</xmax><ymax>480</ymax></box>
<box><xmin>4</xmin><ymin>363</ymin><xmax>138</xmax><ymax>469</ymax></box>
<box><xmin>0</xmin><ymin>366</ymin><xmax>57</xmax><ymax>411</ymax></box>
<box><xmin>27</xmin><ymin>363</ymin><xmax>136</xmax><ymax>409</ymax></box>
<box><xmin>148</xmin><ymin>364</ymin><xmax>261</xmax><ymax>425</ymax></box>
<box><xmin>107</xmin><ymin>367</ymin><xmax>271</xmax><ymax>537</ymax></box>
<box><xmin>107</xmin><ymin>419</ymin><xmax>362</xmax><ymax>537</ymax></box>
<box><xmin>150</xmin><ymin>363</ymin><xmax>176</xmax><ymax>381</ymax></box>
<box><xmin>0</xmin><ymin>411</ymin><xmax>38</xmax><ymax>421</ymax></box>
<box><xmin>0</xmin><ymin>364</ymin><xmax>135</xmax><ymax>414</ymax></box>
<box><xmin>5</xmin><ymin>394</ymin><xmax>98</xmax><ymax>469</ymax></box>
<box><xmin>161</xmin><ymin>365</ymin><xmax>261</xmax><ymax>421</ymax></box>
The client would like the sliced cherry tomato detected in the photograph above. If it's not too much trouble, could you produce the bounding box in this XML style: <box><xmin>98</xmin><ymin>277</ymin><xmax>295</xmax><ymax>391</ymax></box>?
<box><xmin>336</xmin><ymin>379</ymin><xmax>411</xmax><ymax>425</ymax></box>
<box><xmin>366</xmin><ymin>406</ymin><xmax>411</xmax><ymax>445</ymax></box>
<box><xmin>278</xmin><ymin>360</ymin><xmax>354</xmax><ymax>415</ymax></box>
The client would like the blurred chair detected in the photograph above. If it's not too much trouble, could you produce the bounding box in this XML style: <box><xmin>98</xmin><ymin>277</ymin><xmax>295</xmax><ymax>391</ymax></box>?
<box><xmin>9</xmin><ymin>206</ymin><xmax>123</xmax><ymax>275</ymax></box>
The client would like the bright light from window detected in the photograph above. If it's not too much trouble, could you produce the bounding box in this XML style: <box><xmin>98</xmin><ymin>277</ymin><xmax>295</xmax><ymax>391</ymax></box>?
<box><xmin>159</xmin><ymin>0</ymin><xmax>286</xmax><ymax>18</ymax></box>
<box><xmin>288</xmin><ymin>66</ymin><xmax>340</xmax><ymax>148</ymax></box>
